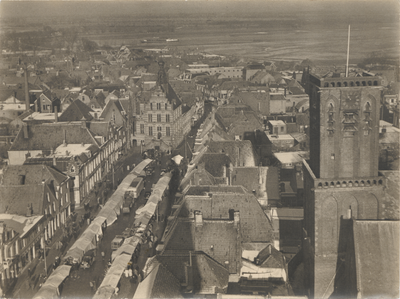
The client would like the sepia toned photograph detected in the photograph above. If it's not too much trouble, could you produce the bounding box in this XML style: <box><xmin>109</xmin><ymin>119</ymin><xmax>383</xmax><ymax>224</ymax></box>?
<box><xmin>0</xmin><ymin>0</ymin><xmax>398</xmax><ymax>298</ymax></box>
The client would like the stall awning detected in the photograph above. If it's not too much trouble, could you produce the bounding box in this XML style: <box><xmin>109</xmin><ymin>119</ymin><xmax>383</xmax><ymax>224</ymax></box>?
<box><xmin>33</xmin><ymin>265</ymin><xmax>71</xmax><ymax>299</ymax></box>
<box><xmin>133</xmin><ymin>158</ymin><xmax>153</xmax><ymax>175</ymax></box>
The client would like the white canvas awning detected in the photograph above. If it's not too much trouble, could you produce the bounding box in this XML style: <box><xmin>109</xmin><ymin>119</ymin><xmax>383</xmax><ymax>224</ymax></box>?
<box><xmin>33</xmin><ymin>265</ymin><xmax>71</xmax><ymax>299</ymax></box>
<box><xmin>172</xmin><ymin>155</ymin><xmax>183</xmax><ymax>165</ymax></box>
<box><xmin>133</xmin><ymin>158</ymin><xmax>153</xmax><ymax>175</ymax></box>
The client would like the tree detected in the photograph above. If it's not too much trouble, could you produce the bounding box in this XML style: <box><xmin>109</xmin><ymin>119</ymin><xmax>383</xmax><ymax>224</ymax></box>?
<box><xmin>82</xmin><ymin>38</ymin><xmax>98</xmax><ymax>53</ymax></box>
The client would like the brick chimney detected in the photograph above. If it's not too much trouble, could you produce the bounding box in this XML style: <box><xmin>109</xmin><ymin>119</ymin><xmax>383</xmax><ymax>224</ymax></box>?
<box><xmin>234</xmin><ymin>211</ymin><xmax>240</xmax><ymax>228</ymax></box>
<box><xmin>184</xmin><ymin>252</ymin><xmax>194</xmax><ymax>293</ymax></box>
<box><xmin>194</xmin><ymin>210</ymin><xmax>203</xmax><ymax>227</ymax></box>
<box><xmin>54</xmin><ymin>106</ymin><xmax>58</xmax><ymax>123</ymax></box>
<box><xmin>26</xmin><ymin>204</ymin><xmax>32</xmax><ymax>217</ymax></box>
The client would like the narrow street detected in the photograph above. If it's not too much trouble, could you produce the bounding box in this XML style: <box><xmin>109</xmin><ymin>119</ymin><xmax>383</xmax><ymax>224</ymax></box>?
<box><xmin>9</xmin><ymin>147</ymin><xmax>143</xmax><ymax>299</ymax></box>
<box><xmin>60</xmin><ymin>150</ymin><xmax>173</xmax><ymax>298</ymax></box>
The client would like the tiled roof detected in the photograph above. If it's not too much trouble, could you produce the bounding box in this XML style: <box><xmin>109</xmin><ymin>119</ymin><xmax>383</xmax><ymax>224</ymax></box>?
<box><xmin>134</xmin><ymin>262</ymin><xmax>183</xmax><ymax>299</ymax></box>
<box><xmin>2</xmin><ymin>164</ymin><xmax>67</xmax><ymax>185</ymax></box>
<box><xmin>352</xmin><ymin>220</ymin><xmax>400</xmax><ymax>298</ymax></box>
<box><xmin>207</xmin><ymin>140</ymin><xmax>257</xmax><ymax>167</ymax></box>
<box><xmin>164</xmin><ymin>218</ymin><xmax>240</xmax><ymax>274</ymax></box>
<box><xmin>10</xmin><ymin>122</ymin><xmax>99</xmax><ymax>151</ymax></box>
<box><xmin>88</xmin><ymin>121</ymin><xmax>109</xmax><ymax>138</ymax></box>
<box><xmin>0</xmin><ymin>184</ymin><xmax>45</xmax><ymax>215</ymax></box>
<box><xmin>181</xmin><ymin>191</ymin><xmax>274</xmax><ymax>243</ymax></box>
<box><xmin>198</xmin><ymin>153</ymin><xmax>231</xmax><ymax>177</ymax></box>
<box><xmin>256</xmin><ymin>244</ymin><xmax>286</xmax><ymax>268</ymax></box>
<box><xmin>59</xmin><ymin>100</ymin><xmax>94</xmax><ymax>122</ymax></box>
<box><xmin>119</xmin><ymin>99</ymin><xmax>130</xmax><ymax>113</ymax></box>
<box><xmin>155</xmin><ymin>252</ymin><xmax>229</xmax><ymax>294</ymax></box>
<box><xmin>231</xmin><ymin>166</ymin><xmax>280</xmax><ymax>199</ymax></box>
<box><xmin>94</xmin><ymin>92</ymin><xmax>106</xmax><ymax>108</ymax></box>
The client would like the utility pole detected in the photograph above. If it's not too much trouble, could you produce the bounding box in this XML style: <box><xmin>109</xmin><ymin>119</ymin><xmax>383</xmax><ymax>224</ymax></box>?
<box><xmin>23</xmin><ymin>63</ymin><xmax>30</xmax><ymax>111</ymax></box>
<box><xmin>127</xmin><ymin>94</ymin><xmax>132</xmax><ymax>151</ymax></box>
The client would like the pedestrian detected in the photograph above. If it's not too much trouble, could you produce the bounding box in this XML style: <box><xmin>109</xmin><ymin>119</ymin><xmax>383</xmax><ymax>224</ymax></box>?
<box><xmin>28</xmin><ymin>267</ymin><xmax>31</xmax><ymax>278</ymax></box>
<box><xmin>90</xmin><ymin>281</ymin><xmax>94</xmax><ymax>292</ymax></box>
<box><xmin>124</xmin><ymin>269</ymin><xmax>129</xmax><ymax>278</ymax></box>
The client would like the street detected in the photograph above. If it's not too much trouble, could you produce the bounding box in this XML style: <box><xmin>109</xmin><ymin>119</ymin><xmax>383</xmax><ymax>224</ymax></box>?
<box><xmin>60</xmin><ymin>149</ymin><xmax>173</xmax><ymax>298</ymax></box>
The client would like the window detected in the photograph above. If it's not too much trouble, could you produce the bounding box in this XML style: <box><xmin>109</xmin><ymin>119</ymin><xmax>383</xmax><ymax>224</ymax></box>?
<box><xmin>140</xmin><ymin>124</ymin><xmax>144</xmax><ymax>134</ymax></box>
<box><xmin>281</xmin><ymin>126</ymin><xmax>284</xmax><ymax>132</ymax></box>
<box><xmin>166</xmin><ymin>114</ymin><xmax>170</xmax><ymax>123</ymax></box>
<box><xmin>157</xmin><ymin>126</ymin><xmax>162</xmax><ymax>132</ymax></box>
<box><xmin>165</xmin><ymin>103</ymin><xmax>168</xmax><ymax>110</ymax></box>
<box><xmin>43</xmin><ymin>105</ymin><xmax>46</xmax><ymax>111</ymax></box>
<box><xmin>157</xmin><ymin>114</ymin><xmax>161</xmax><ymax>122</ymax></box>
<box><xmin>149</xmin><ymin>126</ymin><xmax>153</xmax><ymax>136</ymax></box>
<box><xmin>150</xmin><ymin>103</ymin><xmax>153</xmax><ymax>110</ymax></box>
<box><xmin>157</xmin><ymin>103</ymin><xmax>161</xmax><ymax>110</ymax></box>
<box><xmin>148</xmin><ymin>114</ymin><xmax>152</xmax><ymax>123</ymax></box>
<box><xmin>166</xmin><ymin>126</ymin><xmax>170</xmax><ymax>136</ymax></box>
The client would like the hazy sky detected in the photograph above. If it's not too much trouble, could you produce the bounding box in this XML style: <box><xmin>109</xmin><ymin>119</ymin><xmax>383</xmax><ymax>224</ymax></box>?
<box><xmin>0</xmin><ymin>0</ymin><xmax>398</xmax><ymax>20</ymax></box>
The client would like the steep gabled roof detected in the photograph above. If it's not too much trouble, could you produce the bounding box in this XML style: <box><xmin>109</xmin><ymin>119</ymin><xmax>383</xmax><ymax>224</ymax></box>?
<box><xmin>353</xmin><ymin>220</ymin><xmax>400</xmax><ymax>298</ymax></box>
<box><xmin>93</xmin><ymin>91</ymin><xmax>106</xmax><ymax>108</ymax></box>
<box><xmin>180</xmin><ymin>191</ymin><xmax>274</xmax><ymax>243</ymax></box>
<box><xmin>198</xmin><ymin>153</ymin><xmax>231</xmax><ymax>177</ymax></box>
<box><xmin>2</xmin><ymin>164</ymin><xmax>68</xmax><ymax>185</ymax></box>
<box><xmin>0</xmin><ymin>184</ymin><xmax>45</xmax><ymax>215</ymax></box>
<box><xmin>99</xmin><ymin>99</ymin><xmax>126</xmax><ymax>120</ymax></box>
<box><xmin>10</xmin><ymin>122</ymin><xmax>99</xmax><ymax>151</ymax></box>
<box><xmin>256</xmin><ymin>244</ymin><xmax>286</xmax><ymax>268</ymax></box>
<box><xmin>163</xmin><ymin>218</ymin><xmax>240</xmax><ymax>274</ymax></box>
<box><xmin>134</xmin><ymin>262</ymin><xmax>183</xmax><ymax>299</ymax></box>
<box><xmin>153</xmin><ymin>252</ymin><xmax>229</xmax><ymax>294</ymax></box>
<box><xmin>59</xmin><ymin>100</ymin><xmax>94</xmax><ymax>122</ymax></box>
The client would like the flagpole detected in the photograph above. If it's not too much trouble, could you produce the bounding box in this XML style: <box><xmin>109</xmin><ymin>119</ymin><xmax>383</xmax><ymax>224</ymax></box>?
<box><xmin>346</xmin><ymin>25</ymin><xmax>351</xmax><ymax>77</ymax></box>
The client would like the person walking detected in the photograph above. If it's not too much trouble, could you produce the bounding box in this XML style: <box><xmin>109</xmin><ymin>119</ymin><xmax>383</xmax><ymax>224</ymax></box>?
<box><xmin>90</xmin><ymin>281</ymin><xmax>94</xmax><ymax>292</ymax></box>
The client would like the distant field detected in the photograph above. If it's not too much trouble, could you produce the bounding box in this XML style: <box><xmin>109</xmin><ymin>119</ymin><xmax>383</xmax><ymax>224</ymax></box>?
<box><xmin>86</xmin><ymin>24</ymin><xmax>398</xmax><ymax>64</ymax></box>
<box><xmin>1</xmin><ymin>0</ymin><xmax>398</xmax><ymax>64</ymax></box>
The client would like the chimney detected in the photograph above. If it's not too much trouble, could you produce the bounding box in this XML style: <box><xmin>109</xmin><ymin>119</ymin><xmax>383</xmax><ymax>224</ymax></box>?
<box><xmin>24</xmin><ymin>67</ymin><xmax>30</xmax><ymax>111</ymax></box>
<box><xmin>184</xmin><ymin>252</ymin><xmax>194</xmax><ymax>293</ymax></box>
<box><xmin>54</xmin><ymin>106</ymin><xmax>58</xmax><ymax>123</ymax></box>
<box><xmin>63</xmin><ymin>129</ymin><xmax>67</xmax><ymax>146</ymax></box>
<box><xmin>234</xmin><ymin>211</ymin><xmax>240</xmax><ymax>228</ymax></box>
<box><xmin>26</xmin><ymin>204</ymin><xmax>32</xmax><ymax>217</ymax></box>
<box><xmin>23</xmin><ymin>125</ymin><xmax>29</xmax><ymax>139</ymax></box>
<box><xmin>194</xmin><ymin>211</ymin><xmax>203</xmax><ymax>227</ymax></box>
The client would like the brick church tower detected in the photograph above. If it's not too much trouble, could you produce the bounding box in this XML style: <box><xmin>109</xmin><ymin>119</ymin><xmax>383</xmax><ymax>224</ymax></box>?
<box><xmin>302</xmin><ymin>71</ymin><xmax>387</xmax><ymax>298</ymax></box>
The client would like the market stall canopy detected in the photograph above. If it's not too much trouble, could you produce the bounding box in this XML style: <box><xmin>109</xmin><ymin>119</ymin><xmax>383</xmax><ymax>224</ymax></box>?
<box><xmin>63</xmin><ymin>247</ymin><xmax>84</xmax><ymax>264</ymax></box>
<box><xmin>97</xmin><ymin>207</ymin><xmax>118</xmax><ymax>227</ymax></box>
<box><xmin>133</xmin><ymin>158</ymin><xmax>153</xmax><ymax>175</ymax></box>
<box><xmin>33</xmin><ymin>265</ymin><xmax>71</xmax><ymax>299</ymax></box>
<box><xmin>33</xmin><ymin>285</ymin><xmax>58</xmax><ymax>299</ymax></box>
<box><xmin>172</xmin><ymin>155</ymin><xmax>183</xmax><ymax>165</ymax></box>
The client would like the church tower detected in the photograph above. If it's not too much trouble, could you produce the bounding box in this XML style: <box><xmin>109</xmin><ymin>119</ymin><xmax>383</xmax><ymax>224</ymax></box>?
<box><xmin>302</xmin><ymin>72</ymin><xmax>387</xmax><ymax>298</ymax></box>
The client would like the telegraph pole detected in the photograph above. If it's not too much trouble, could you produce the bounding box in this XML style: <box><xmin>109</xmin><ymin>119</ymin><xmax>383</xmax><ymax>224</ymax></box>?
<box><xmin>23</xmin><ymin>63</ymin><xmax>30</xmax><ymax>111</ymax></box>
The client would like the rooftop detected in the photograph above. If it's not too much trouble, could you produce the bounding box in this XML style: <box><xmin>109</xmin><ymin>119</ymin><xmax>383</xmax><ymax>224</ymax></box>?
<box><xmin>54</xmin><ymin>143</ymin><xmax>97</xmax><ymax>157</ymax></box>
<box><xmin>353</xmin><ymin>220</ymin><xmax>399</xmax><ymax>298</ymax></box>
<box><xmin>273</xmin><ymin>151</ymin><xmax>308</xmax><ymax>164</ymax></box>
<box><xmin>0</xmin><ymin>214</ymin><xmax>43</xmax><ymax>238</ymax></box>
